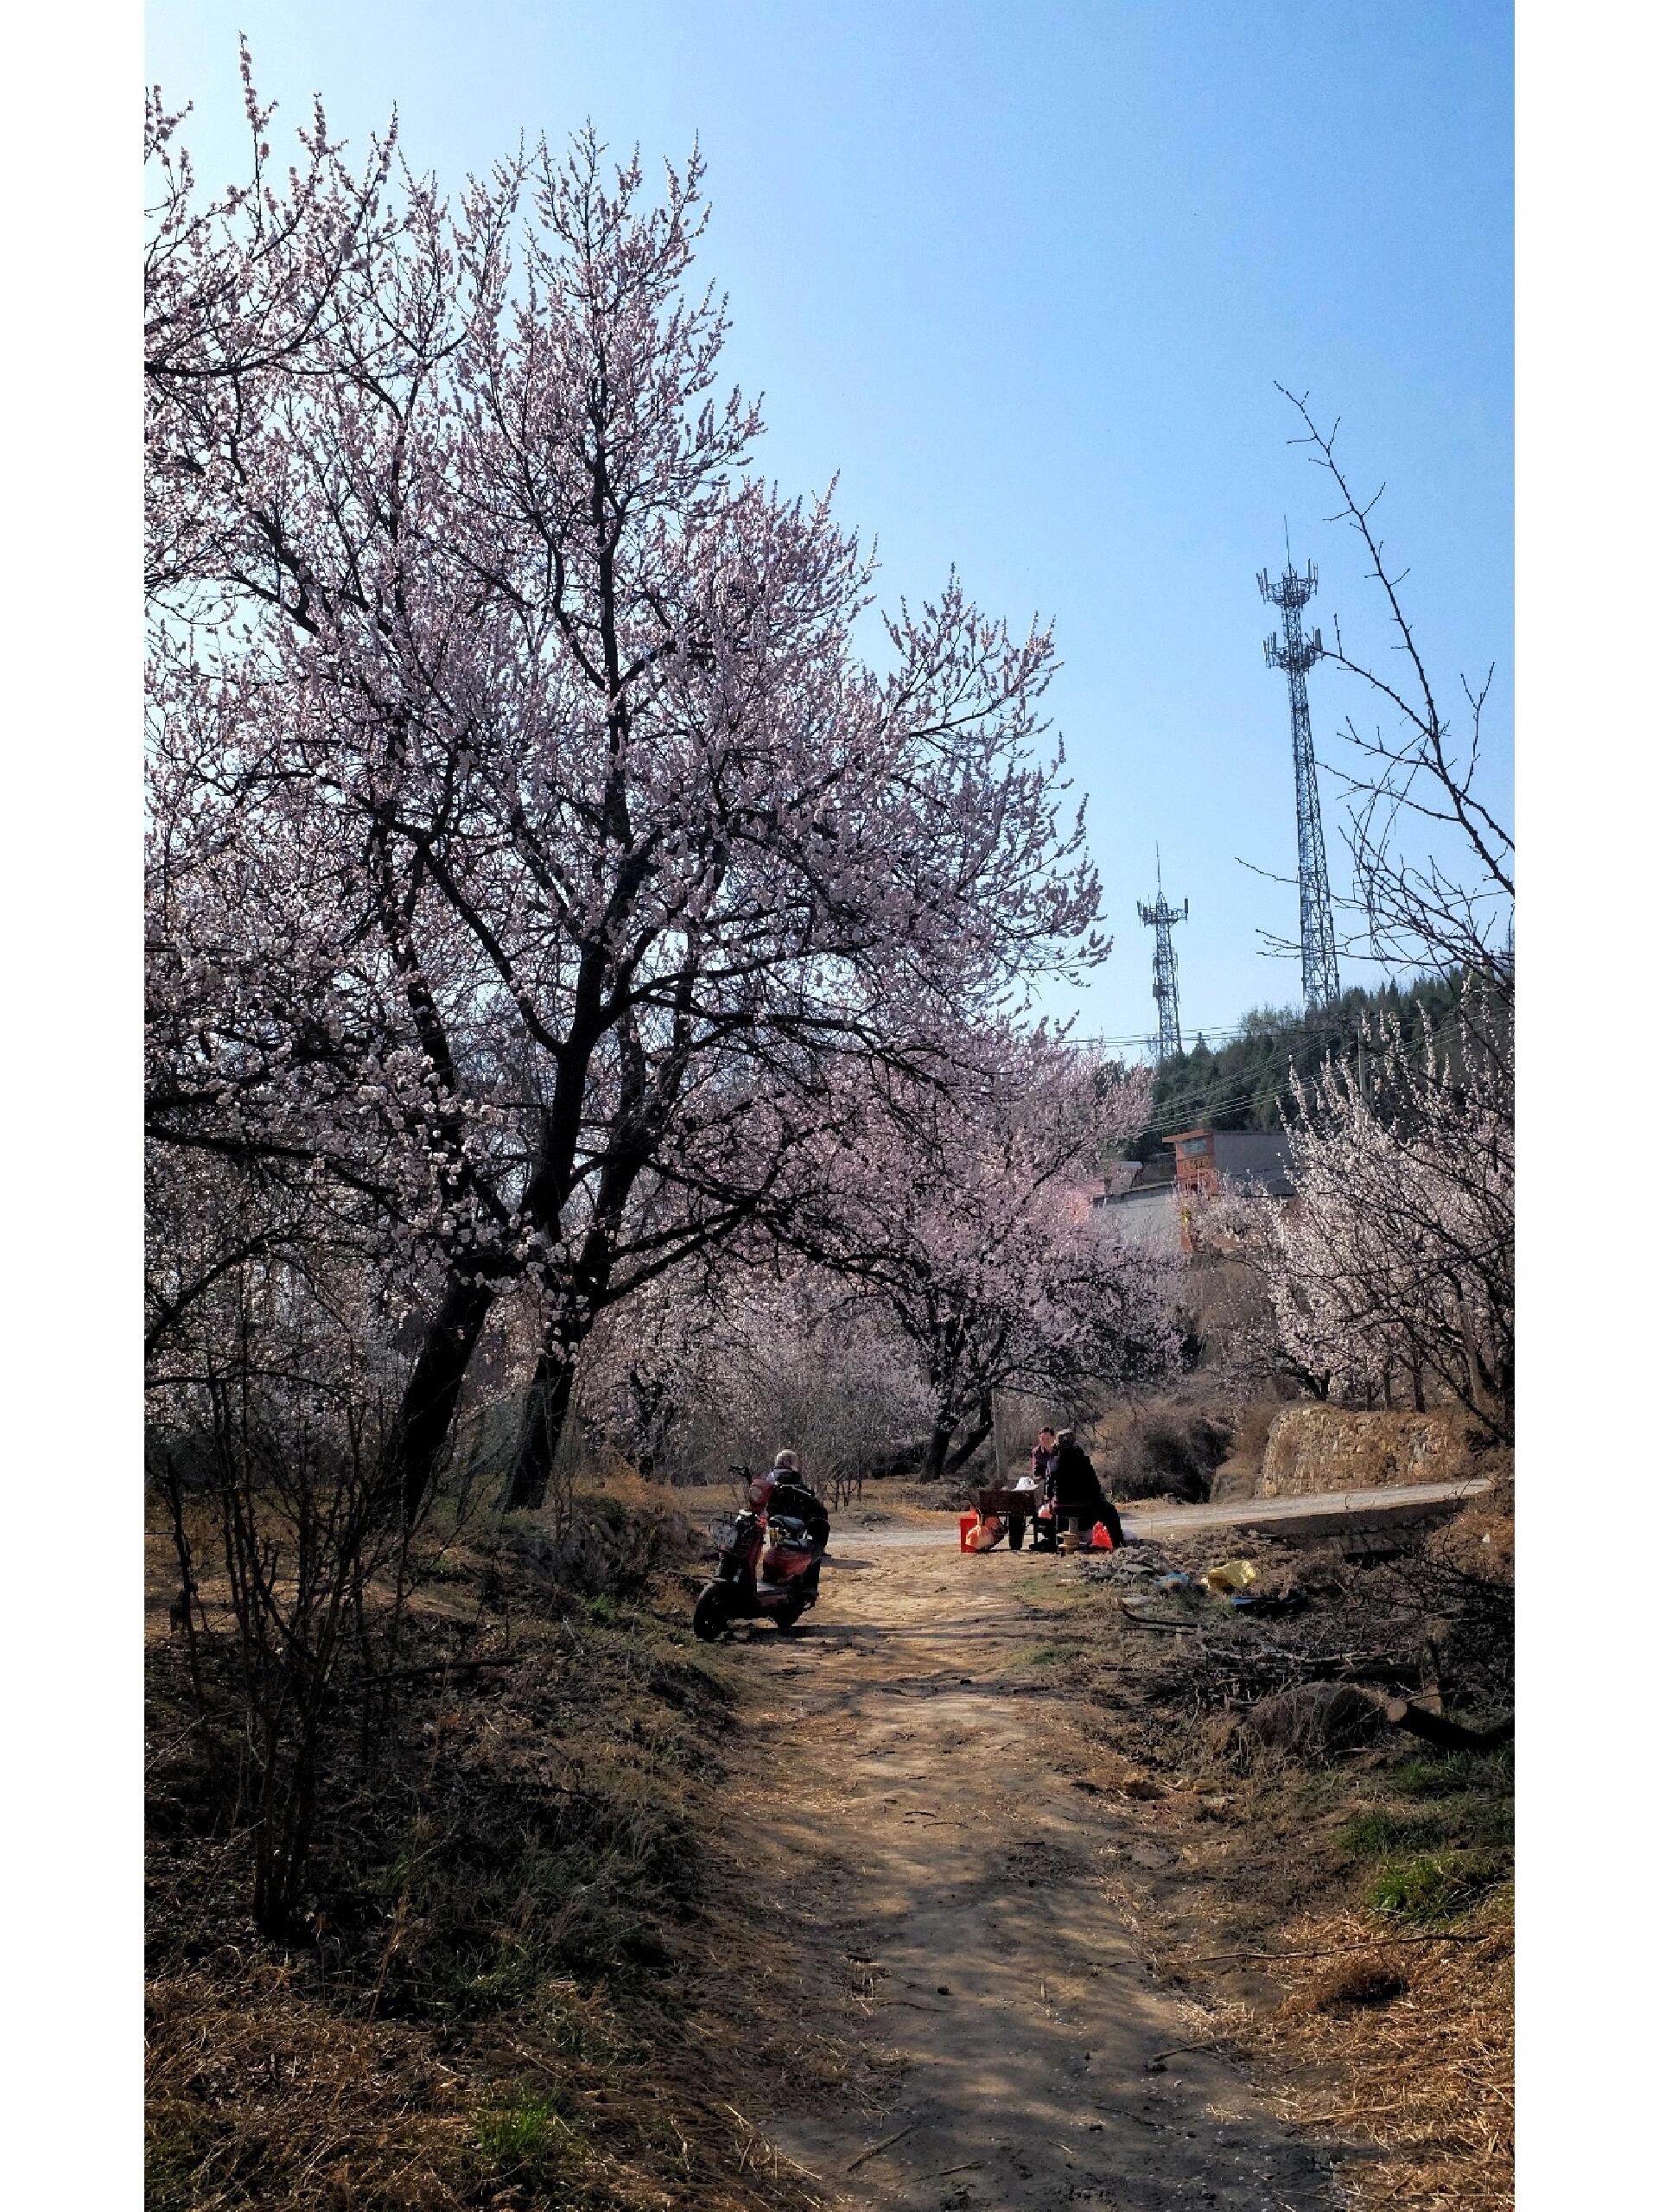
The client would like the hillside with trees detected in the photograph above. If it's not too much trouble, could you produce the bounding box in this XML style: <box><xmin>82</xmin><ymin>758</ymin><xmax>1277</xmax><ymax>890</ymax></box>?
<box><xmin>1124</xmin><ymin>974</ymin><xmax>1465</xmax><ymax>1160</ymax></box>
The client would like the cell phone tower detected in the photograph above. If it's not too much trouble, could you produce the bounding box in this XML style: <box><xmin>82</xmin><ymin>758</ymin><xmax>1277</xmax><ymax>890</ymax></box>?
<box><xmin>1137</xmin><ymin>850</ymin><xmax>1188</xmax><ymax>1063</ymax></box>
<box><xmin>1259</xmin><ymin>557</ymin><xmax>1342</xmax><ymax>1010</ymax></box>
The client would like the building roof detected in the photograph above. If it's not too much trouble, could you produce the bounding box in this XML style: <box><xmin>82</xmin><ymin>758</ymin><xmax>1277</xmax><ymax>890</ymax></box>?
<box><xmin>1209</xmin><ymin>1129</ymin><xmax>1296</xmax><ymax>1196</ymax></box>
<box><xmin>1095</xmin><ymin>1127</ymin><xmax>1296</xmax><ymax>1205</ymax></box>
<box><xmin>1124</xmin><ymin>1153</ymin><xmax>1176</xmax><ymax>1191</ymax></box>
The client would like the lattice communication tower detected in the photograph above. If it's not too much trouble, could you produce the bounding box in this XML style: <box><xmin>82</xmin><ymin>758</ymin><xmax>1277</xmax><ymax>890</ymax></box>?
<box><xmin>1136</xmin><ymin>851</ymin><xmax>1188</xmax><ymax>1064</ymax></box>
<box><xmin>1259</xmin><ymin>558</ymin><xmax>1342</xmax><ymax>1010</ymax></box>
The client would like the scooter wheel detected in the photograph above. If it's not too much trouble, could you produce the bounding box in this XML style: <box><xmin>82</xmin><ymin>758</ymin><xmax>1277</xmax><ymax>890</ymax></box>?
<box><xmin>693</xmin><ymin>1585</ymin><xmax>734</xmax><ymax>1642</ymax></box>
<box><xmin>772</xmin><ymin>1600</ymin><xmax>808</xmax><ymax>1634</ymax></box>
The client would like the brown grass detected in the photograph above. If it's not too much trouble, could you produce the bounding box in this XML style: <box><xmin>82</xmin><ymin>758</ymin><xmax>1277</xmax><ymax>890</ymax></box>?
<box><xmin>1029</xmin><ymin>1485</ymin><xmax>1515</xmax><ymax>2211</ymax></box>
<box><xmin>147</xmin><ymin>1957</ymin><xmax>839</xmax><ymax>2211</ymax></box>
<box><xmin>145</xmin><ymin>1478</ymin><xmax>838</xmax><ymax>2212</ymax></box>
<box><xmin>1208</xmin><ymin>1398</ymin><xmax>1283</xmax><ymax>1500</ymax></box>
<box><xmin>1219</xmin><ymin>1905</ymin><xmax>1514</xmax><ymax>2211</ymax></box>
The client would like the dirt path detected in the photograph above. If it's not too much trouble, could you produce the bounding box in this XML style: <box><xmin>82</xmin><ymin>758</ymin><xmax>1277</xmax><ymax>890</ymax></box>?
<box><xmin>716</xmin><ymin>1535</ymin><xmax>1341</xmax><ymax>2212</ymax></box>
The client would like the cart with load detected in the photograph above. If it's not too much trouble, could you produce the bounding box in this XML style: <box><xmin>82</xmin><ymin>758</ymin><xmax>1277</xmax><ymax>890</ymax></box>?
<box><xmin>959</xmin><ymin>1480</ymin><xmax>1049</xmax><ymax>1552</ymax></box>
<box><xmin>958</xmin><ymin>1481</ymin><xmax>1116</xmax><ymax>1554</ymax></box>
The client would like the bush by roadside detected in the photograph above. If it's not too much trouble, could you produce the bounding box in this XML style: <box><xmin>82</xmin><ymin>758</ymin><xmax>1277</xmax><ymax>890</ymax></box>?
<box><xmin>1101</xmin><ymin>1409</ymin><xmax>1232</xmax><ymax>1503</ymax></box>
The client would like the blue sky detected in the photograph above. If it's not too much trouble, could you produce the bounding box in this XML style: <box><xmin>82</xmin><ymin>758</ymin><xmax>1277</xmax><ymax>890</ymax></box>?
<box><xmin>146</xmin><ymin>0</ymin><xmax>1512</xmax><ymax>1053</ymax></box>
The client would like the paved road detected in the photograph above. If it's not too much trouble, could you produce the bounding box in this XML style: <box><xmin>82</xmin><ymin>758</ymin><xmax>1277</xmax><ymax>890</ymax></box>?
<box><xmin>1128</xmin><ymin>1477</ymin><xmax>1486</xmax><ymax>1538</ymax></box>
<box><xmin>844</xmin><ymin>1477</ymin><xmax>1488</xmax><ymax>1551</ymax></box>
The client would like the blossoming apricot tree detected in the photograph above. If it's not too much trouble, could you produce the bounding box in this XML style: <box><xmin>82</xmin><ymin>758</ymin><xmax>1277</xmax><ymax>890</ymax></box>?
<box><xmin>146</xmin><ymin>99</ymin><xmax>1109</xmax><ymax>1516</ymax></box>
<box><xmin>791</xmin><ymin>1034</ymin><xmax>1179</xmax><ymax>1479</ymax></box>
<box><xmin>1211</xmin><ymin>1002</ymin><xmax>1513</xmax><ymax>1440</ymax></box>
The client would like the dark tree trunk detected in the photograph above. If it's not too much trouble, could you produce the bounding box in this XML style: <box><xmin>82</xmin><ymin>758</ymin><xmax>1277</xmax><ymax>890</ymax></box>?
<box><xmin>387</xmin><ymin>1277</ymin><xmax>498</xmax><ymax>1523</ymax></box>
<box><xmin>505</xmin><ymin>1344</ymin><xmax>577</xmax><ymax>1511</ymax></box>
<box><xmin>922</xmin><ymin>1413</ymin><xmax>956</xmax><ymax>1486</ymax></box>
<box><xmin>1378</xmin><ymin>1696</ymin><xmax>1513</xmax><ymax>1753</ymax></box>
<box><xmin>944</xmin><ymin>1395</ymin><xmax>995</xmax><ymax>1478</ymax></box>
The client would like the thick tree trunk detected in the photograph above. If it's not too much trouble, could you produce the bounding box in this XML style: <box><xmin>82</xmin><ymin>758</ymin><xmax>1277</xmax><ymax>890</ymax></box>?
<box><xmin>922</xmin><ymin>1414</ymin><xmax>955</xmax><ymax>1486</ymax></box>
<box><xmin>944</xmin><ymin>1397</ymin><xmax>995</xmax><ymax>1478</ymax></box>
<box><xmin>505</xmin><ymin>1344</ymin><xmax>577</xmax><ymax>1512</ymax></box>
<box><xmin>387</xmin><ymin>1277</ymin><xmax>498</xmax><ymax>1524</ymax></box>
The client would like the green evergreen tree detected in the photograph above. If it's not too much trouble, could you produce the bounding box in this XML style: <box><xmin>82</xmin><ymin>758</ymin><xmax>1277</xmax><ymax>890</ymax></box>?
<box><xmin>1123</xmin><ymin>973</ymin><xmax>1467</xmax><ymax>1161</ymax></box>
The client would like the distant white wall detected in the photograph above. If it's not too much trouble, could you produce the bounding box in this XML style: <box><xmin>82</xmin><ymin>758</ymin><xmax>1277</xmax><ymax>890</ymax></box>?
<box><xmin>1095</xmin><ymin>1187</ymin><xmax>1183</xmax><ymax>1258</ymax></box>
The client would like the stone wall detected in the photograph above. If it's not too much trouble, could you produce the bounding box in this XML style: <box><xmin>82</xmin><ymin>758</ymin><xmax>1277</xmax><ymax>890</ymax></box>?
<box><xmin>1257</xmin><ymin>1406</ymin><xmax>1473</xmax><ymax>1497</ymax></box>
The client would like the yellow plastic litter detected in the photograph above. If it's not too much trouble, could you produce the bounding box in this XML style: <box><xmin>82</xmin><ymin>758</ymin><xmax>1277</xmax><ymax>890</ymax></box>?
<box><xmin>1199</xmin><ymin>1558</ymin><xmax>1258</xmax><ymax>1595</ymax></box>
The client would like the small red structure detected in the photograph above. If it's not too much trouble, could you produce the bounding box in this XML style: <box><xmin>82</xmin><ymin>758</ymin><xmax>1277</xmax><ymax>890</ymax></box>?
<box><xmin>1163</xmin><ymin>1128</ymin><xmax>1219</xmax><ymax>1254</ymax></box>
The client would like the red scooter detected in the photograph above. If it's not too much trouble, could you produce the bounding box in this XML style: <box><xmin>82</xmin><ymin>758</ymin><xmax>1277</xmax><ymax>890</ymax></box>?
<box><xmin>693</xmin><ymin>1507</ymin><xmax>823</xmax><ymax>1639</ymax></box>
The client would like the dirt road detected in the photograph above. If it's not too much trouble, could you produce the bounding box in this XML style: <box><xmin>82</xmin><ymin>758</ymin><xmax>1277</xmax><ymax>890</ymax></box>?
<box><xmin>716</xmin><ymin>1534</ymin><xmax>1344</xmax><ymax>2212</ymax></box>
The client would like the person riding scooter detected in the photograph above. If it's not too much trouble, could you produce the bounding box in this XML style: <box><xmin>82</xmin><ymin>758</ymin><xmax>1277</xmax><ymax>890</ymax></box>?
<box><xmin>694</xmin><ymin>1449</ymin><xmax>831</xmax><ymax>1639</ymax></box>
<box><xmin>751</xmin><ymin>1450</ymin><xmax>830</xmax><ymax>1596</ymax></box>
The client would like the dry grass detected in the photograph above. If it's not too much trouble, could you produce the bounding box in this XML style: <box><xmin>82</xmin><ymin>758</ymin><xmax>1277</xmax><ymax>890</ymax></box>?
<box><xmin>1208</xmin><ymin>1398</ymin><xmax>1284</xmax><ymax>1500</ymax></box>
<box><xmin>147</xmin><ymin>1974</ymin><xmax>480</xmax><ymax>2211</ymax></box>
<box><xmin>145</xmin><ymin>1479</ymin><xmax>836</xmax><ymax>2212</ymax></box>
<box><xmin>1032</xmin><ymin>1484</ymin><xmax>1515</xmax><ymax>2211</ymax></box>
<box><xmin>1219</xmin><ymin>1905</ymin><xmax>1514</xmax><ymax>2210</ymax></box>
<box><xmin>147</xmin><ymin>1958</ymin><xmax>837</xmax><ymax>2212</ymax></box>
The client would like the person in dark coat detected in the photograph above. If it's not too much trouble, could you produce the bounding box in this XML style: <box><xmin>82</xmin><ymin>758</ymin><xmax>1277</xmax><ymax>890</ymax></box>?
<box><xmin>1046</xmin><ymin>1429</ymin><xmax>1124</xmax><ymax>1551</ymax></box>
<box><xmin>757</xmin><ymin>1449</ymin><xmax>830</xmax><ymax>1592</ymax></box>
<box><xmin>1010</xmin><ymin>1427</ymin><xmax>1058</xmax><ymax>1551</ymax></box>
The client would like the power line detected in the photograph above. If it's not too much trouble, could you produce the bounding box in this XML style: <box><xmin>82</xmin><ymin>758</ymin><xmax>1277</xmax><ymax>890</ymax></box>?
<box><xmin>1084</xmin><ymin>987</ymin><xmax>1471</xmax><ymax>1143</ymax></box>
<box><xmin>1082</xmin><ymin>1003</ymin><xmax>1364</xmax><ymax>1060</ymax></box>
<box><xmin>1096</xmin><ymin>976</ymin><xmax>1457</xmax><ymax>1058</ymax></box>
<box><xmin>1124</xmin><ymin>1007</ymin><xmax>1418</xmax><ymax>1141</ymax></box>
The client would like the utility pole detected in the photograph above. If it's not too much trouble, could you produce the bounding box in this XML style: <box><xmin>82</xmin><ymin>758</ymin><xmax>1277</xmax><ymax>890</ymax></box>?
<box><xmin>1137</xmin><ymin>849</ymin><xmax>1188</xmax><ymax>1063</ymax></box>
<box><xmin>1259</xmin><ymin>557</ymin><xmax>1342</xmax><ymax>1010</ymax></box>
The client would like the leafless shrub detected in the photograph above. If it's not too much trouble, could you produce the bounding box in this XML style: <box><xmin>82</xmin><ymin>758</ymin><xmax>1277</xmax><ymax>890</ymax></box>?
<box><xmin>1240</xmin><ymin>1681</ymin><xmax>1387</xmax><ymax>1763</ymax></box>
<box><xmin>1106</xmin><ymin>1409</ymin><xmax>1232</xmax><ymax>1502</ymax></box>
<box><xmin>150</xmin><ymin>1369</ymin><xmax>412</xmax><ymax>1935</ymax></box>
